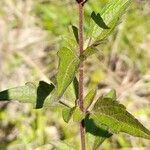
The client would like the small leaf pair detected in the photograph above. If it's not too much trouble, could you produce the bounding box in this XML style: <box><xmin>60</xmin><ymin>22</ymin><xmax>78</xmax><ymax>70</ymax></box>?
<box><xmin>62</xmin><ymin>106</ymin><xmax>85</xmax><ymax>123</ymax></box>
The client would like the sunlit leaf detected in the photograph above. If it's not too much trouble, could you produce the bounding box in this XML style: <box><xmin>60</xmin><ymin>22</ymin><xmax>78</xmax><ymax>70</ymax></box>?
<box><xmin>62</xmin><ymin>35</ymin><xmax>77</xmax><ymax>51</ymax></box>
<box><xmin>84</xmin><ymin>89</ymin><xmax>97</xmax><ymax>110</ymax></box>
<box><xmin>52</xmin><ymin>47</ymin><xmax>80</xmax><ymax>102</ymax></box>
<box><xmin>80</xmin><ymin>46</ymin><xmax>98</xmax><ymax>61</ymax></box>
<box><xmin>0</xmin><ymin>81</ymin><xmax>54</xmax><ymax>109</ymax></box>
<box><xmin>91</xmin><ymin>97</ymin><xmax>150</xmax><ymax>139</ymax></box>
<box><xmin>73</xmin><ymin>107</ymin><xmax>85</xmax><ymax>122</ymax></box>
<box><xmin>87</xmin><ymin>0</ymin><xmax>131</xmax><ymax>46</ymax></box>
<box><xmin>104</xmin><ymin>89</ymin><xmax>116</xmax><ymax>100</ymax></box>
<box><xmin>72</xmin><ymin>77</ymin><xmax>79</xmax><ymax>100</ymax></box>
<box><xmin>62</xmin><ymin>107</ymin><xmax>76</xmax><ymax>123</ymax></box>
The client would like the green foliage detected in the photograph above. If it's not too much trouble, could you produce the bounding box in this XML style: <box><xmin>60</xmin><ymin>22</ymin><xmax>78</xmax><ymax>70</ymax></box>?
<box><xmin>73</xmin><ymin>107</ymin><xmax>85</xmax><ymax>122</ymax></box>
<box><xmin>0</xmin><ymin>81</ymin><xmax>54</xmax><ymax>109</ymax></box>
<box><xmin>91</xmin><ymin>11</ymin><xmax>109</xmax><ymax>29</ymax></box>
<box><xmin>72</xmin><ymin>25</ymin><xmax>79</xmax><ymax>44</ymax></box>
<box><xmin>87</xmin><ymin>0</ymin><xmax>131</xmax><ymax>46</ymax></box>
<box><xmin>62</xmin><ymin>107</ymin><xmax>76</xmax><ymax>123</ymax></box>
<box><xmin>104</xmin><ymin>89</ymin><xmax>117</xmax><ymax>100</ymax></box>
<box><xmin>60</xmin><ymin>77</ymin><xmax>79</xmax><ymax>108</ymax></box>
<box><xmin>80</xmin><ymin>46</ymin><xmax>98</xmax><ymax>61</ymax></box>
<box><xmin>91</xmin><ymin>96</ymin><xmax>150</xmax><ymax>139</ymax></box>
<box><xmin>63</xmin><ymin>83</ymin><xmax>77</xmax><ymax>103</ymax></box>
<box><xmin>85</xmin><ymin>116</ymin><xmax>112</xmax><ymax>150</ymax></box>
<box><xmin>51</xmin><ymin>47</ymin><xmax>80</xmax><ymax>102</ymax></box>
<box><xmin>84</xmin><ymin>89</ymin><xmax>97</xmax><ymax>110</ymax></box>
<box><xmin>62</xmin><ymin>106</ymin><xmax>85</xmax><ymax>123</ymax></box>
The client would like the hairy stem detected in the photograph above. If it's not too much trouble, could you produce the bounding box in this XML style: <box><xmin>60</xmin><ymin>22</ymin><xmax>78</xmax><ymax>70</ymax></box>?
<box><xmin>78</xmin><ymin>1</ymin><xmax>86</xmax><ymax>150</ymax></box>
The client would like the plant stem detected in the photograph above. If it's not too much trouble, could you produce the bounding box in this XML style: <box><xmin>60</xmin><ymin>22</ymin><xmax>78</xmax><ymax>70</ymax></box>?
<box><xmin>78</xmin><ymin>1</ymin><xmax>86</xmax><ymax>150</ymax></box>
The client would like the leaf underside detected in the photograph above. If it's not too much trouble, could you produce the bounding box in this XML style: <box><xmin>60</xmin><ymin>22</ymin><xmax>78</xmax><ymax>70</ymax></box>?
<box><xmin>91</xmin><ymin>97</ymin><xmax>150</xmax><ymax>139</ymax></box>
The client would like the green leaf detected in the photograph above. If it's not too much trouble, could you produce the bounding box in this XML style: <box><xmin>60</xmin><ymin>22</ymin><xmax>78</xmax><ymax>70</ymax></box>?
<box><xmin>91</xmin><ymin>11</ymin><xmax>109</xmax><ymax>29</ymax></box>
<box><xmin>73</xmin><ymin>107</ymin><xmax>85</xmax><ymax>122</ymax></box>
<box><xmin>72</xmin><ymin>77</ymin><xmax>79</xmax><ymax>100</ymax></box>
<box><xmin>91</xmin><ymin>97</ymin><xmax>150</xmax><ymax>139</ymax></box>
<box><xmin>104</xmin><ymin>89</ymin><xmax>116</xmax><ymax>100</ymax></box>
<box><xmin>84</xmin><ymin>89</ymin><xmax>97</xmax><ymax>110</ymax></box>
<box><xmin>72</xmin><ymin>25</ymin><xmax>79</xmax><ymax>44</ymax></box>
<box><xmin>0</xmin><ymin>81</ymin><xmax>54</xmax><ymax>109</ymax></box>
<box><xmin>61</xmin><ymin>35</ymin><xmax>77</xmax><ymax>51</ymax></box>
<box><xmin>62</xmin><ymin>107</ymin><xmax>76</xmax><ymax>123</ymax></box>
<box><xmin>85</xmin><ymin>115</ymin><xmax>112</xmax><ymax>150</ymax></box>
<box><xmin>80</xmin><ymin>46</ymin><xmax>98</xmax><ymax>61</ymax></box>
<box><xmin>60</xmin><ymin>77</ymin><xmax>79</xmax><ymax>108</ymax></box>
<box><xmin>88</xmin><ymin>0</ymin><xmax>131</xmax><ymax>45</ymax></box>
<box><xmin>52</xmin><ymin>47</ymin><xmax>80</xmax><ymax>102</ymax></box>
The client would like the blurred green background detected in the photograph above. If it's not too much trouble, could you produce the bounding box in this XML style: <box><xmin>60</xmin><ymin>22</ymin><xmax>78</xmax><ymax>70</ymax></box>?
<box><xmin>0</xmin><ymin>0</ymin><xmax>150</xmax><ymax>149</ymax></box>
